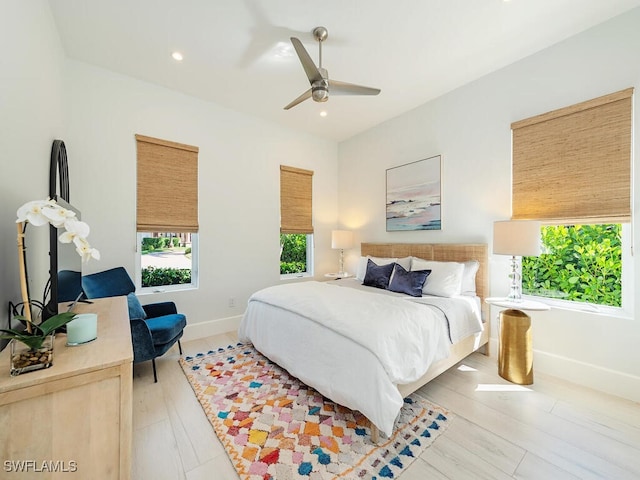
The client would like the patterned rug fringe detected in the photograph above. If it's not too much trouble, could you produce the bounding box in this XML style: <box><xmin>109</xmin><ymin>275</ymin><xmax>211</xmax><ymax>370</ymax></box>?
<box><xmin>180</xmin><ymin>343</ymin><xmax>452</xmax><ymax>479</ymax></box>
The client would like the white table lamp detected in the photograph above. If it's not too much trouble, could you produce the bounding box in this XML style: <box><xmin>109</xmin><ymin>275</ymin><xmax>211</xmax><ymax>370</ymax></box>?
<box><xmin>493</xmin><ymin>220</ymin><xmax>541</xmax><ymax>302</ymax></box>
<box><xmin>331</xmin><ymin>230</ymin><xmax>354</xmax><ymax>276</ymax></box>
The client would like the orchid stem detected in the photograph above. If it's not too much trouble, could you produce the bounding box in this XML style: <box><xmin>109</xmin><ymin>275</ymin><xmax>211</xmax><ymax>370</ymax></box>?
<box><xmin>16</xmin><ymin>222</ymin><xmax>32</xmax><ymax>333</ymax></box>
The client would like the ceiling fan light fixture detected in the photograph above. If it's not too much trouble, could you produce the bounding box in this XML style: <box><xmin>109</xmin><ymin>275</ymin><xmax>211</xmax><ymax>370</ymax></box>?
<box><xmin>284</xmin><ymin>26</ymin><xmax>380</xmax><ymax>110</ymax></box>
<box><xmin>312</xmin><ymin>88</ymin><xmax>329</xmax><ymax>102</ymax></box>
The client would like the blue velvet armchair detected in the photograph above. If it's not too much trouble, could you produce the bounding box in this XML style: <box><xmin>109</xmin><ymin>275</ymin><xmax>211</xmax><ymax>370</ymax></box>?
<box><xmin>82</xmin><ymin>267</ymin><xmax>186</xmax><ymax>382</ymax></box>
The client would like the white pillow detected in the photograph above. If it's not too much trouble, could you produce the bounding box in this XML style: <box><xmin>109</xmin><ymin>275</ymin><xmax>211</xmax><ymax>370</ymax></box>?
<box><xmin>356</xmin><ymin>256</ymin><xmax>396</xmax><ymax>281</ymax></box>
<box><xmin>395</xmin><ymin>256</ymin><xmax>412</xmax><ymax>272</ymax></box>
<box><xmin>461</xmin><ymin>260</ymin><xmax>480</xmax><ymax>296</ymax></box>
<box><xmin>411</xmin><ymin>258</ymin><xmax>465</xmax><ymax>297</ymax></box>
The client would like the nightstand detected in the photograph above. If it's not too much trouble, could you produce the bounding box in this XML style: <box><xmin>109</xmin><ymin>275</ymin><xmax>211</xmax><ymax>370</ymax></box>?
<box><xmin>324</xmin><ymin>273</ymin><xmax>353</xmax><ymax>280</ymax></box>
<box><xmin>485</xmin><ymin>297</ymin><xmax>550</xmax><ymax>385</ymax></box>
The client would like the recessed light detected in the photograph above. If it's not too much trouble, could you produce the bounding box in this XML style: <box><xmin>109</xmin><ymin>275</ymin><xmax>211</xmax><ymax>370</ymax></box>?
<box><xmin>320</xmin><ymin>111</ymin><xmax>328</xmax><ymax>117</ymax></box>
<box><xmin>273</xmin><ymin>42</ymin><xmax>294</xmax><ymax>59</ymax></box>
<box><xmin>171</xmin><ymin>51</ymin><xmax>184</xmax><ymax>62</ymax></box>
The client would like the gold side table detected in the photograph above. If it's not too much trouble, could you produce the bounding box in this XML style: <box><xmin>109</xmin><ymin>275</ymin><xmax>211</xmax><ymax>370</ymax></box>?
<box><xmin>485</xmin><ymin>298</ymin><xmax>550</xmax><ymax>385</ymax></box>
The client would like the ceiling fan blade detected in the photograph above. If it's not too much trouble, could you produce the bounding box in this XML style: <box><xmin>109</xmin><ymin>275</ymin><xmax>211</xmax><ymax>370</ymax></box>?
<box><xmin>284</xmin><ymin>88</ymin><xmax>312</xmax><ymax>110</ymax></box>
<box><xmin>329</xmin><ymin>79</ymin><xmax>381</xmax><ymax>96</ymax></box>
<box><xmin>290</xmin><ymin>37</ymin><xmax>323</xmax><ymax>84</ymax></box>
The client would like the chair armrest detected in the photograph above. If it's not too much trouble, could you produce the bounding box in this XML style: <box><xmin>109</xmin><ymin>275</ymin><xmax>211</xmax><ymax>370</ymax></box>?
<box><xmin>142</xmin><ymin>301</ymin><xmax>178</xmax><ymax>318</ymax></box>
<box><xmin>130</xmin><ymin>318</ymin><xmax>156</xmax><ymax>363</ymax></box>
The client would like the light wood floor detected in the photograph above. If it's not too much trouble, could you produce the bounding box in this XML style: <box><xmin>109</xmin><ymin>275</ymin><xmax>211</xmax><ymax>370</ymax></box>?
<box><xmin>132</xmin><ymin>332</ymin><xmax>640</xmax><ymax>479</ymax></box>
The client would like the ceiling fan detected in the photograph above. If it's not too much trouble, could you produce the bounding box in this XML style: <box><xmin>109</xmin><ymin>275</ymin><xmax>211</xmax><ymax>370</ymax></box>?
<box><xmin>284</xmin><ymin>26</ymin><xmax>381</xmax><ymax>110</ymax></box>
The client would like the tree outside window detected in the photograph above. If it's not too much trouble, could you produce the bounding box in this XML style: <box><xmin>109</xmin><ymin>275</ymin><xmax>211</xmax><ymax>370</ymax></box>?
<box><xmin>280</xmin><ymin>233</ymin><xmax>311</xmax><ymax>275</ymax></box>
<box><xmin>522</xmin><ymin>224</ymin><xmax>621</xmax><ymax>307</ymax></box>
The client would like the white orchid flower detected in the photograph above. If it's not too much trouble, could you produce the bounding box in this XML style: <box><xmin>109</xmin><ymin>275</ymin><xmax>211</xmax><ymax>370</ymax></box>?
<box><xmin>74</xmin><ymin>237</ymin><xmax>101</xmax><ymax>262</ymax></box>
<box><xmin>16</xmin><ymin>199</ymin><xmax>54</xmax><ymax>226</ymax></box>
<box><xmin>59</xmin><ymin>218</ymin><xmax>90</xmax><ymax>243</ymax></box>
<box><xmin>42</xmin><ymin>204</ymin><xmax>76</xmax><ymax>228</ymax></box>
<box><xmin>17</xmin><ymin>198</ymin><xmax>100</xmax><ymax>263</ymax></box>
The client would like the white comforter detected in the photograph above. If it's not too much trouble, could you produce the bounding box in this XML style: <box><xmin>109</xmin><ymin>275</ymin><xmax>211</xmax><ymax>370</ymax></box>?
<box><xmin>238</xmin><ymin>280</ymin><xmax>482</xmax><ymax>436</ymax></box>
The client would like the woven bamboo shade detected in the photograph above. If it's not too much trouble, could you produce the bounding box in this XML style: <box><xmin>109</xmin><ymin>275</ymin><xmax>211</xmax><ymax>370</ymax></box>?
<box><xmin>280</xmin><ymin>165</ymin><xmax>314</xmax><ymax>234</ymax></box>
<box><xmin>511</xmin><ymin>88</ymin><xmax>633</xmax><ymax>223</ymax></box>
<box><xmin>136</xmin><ymin>134</ymin><xmax>199</xmax><ymax>232</ymax></box>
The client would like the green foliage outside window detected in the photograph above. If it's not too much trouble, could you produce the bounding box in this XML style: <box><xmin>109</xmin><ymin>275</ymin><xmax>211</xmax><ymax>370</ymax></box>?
<box><xmin>280</xmin><ymin>234</ymin><xmax>308</xmax><ymax>274</ymax></box>
<box><xmin>522</xmin><ymin>224</ymin><xmax>621</xmax><ymax>307</ymax></box>
<box><xmin>142</xmin><ymin>267</ymin><xmax>191</xmax><ymax>287</ymax></box>
<box><xmin>141</xmin><ymin>236</ymin><xmax>180</xmax><ymax>252</ymax></box>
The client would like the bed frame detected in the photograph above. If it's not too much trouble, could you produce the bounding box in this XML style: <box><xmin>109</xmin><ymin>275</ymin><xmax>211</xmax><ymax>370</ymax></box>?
<box><xmin>361</xmin><ymin>243</ymin><xmax>490</xmax><ymax>441</ymax></box>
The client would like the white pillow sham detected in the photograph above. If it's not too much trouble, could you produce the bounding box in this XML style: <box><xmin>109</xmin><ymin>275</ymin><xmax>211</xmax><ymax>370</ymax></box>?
<box><xmin>410</xmin><ymin>258</ymin><xmax>465</xmax><ymax>297</ymax></box>
<box><xmin>461</xmin><ymin>260</ymin><xmax>480</xmax><ymax>296</ymax></box>
<box><xmin>356</xmin><ymin>256</ymin><xmax>396</xmax><ymax>281</ymax></box>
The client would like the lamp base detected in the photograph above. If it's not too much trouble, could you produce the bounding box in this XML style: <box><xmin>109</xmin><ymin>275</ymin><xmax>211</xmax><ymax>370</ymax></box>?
<box><xmin>507</xmin><ymin>255</ymin><xmax>523</xmax><ymax>302</ymax></box>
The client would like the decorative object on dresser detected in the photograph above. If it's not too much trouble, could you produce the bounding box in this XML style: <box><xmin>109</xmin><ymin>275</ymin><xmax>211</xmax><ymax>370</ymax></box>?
<box><xmin>386</xmin><ymin>155</ymin><xmax>442</xmax><ymax>231</ymax></box>
<box><xmin>181</xmin><ymin>343</ymin><xmax>451</xmax><ymax>480</ymax></box>
<box><xmin>65</xmin><ymin>312</ymin><xmax>98</xmax><ymax>346</ymax></box>
<box><xmin>493</xmin><ymin>220</ymin><xmax>541</xmax><ymax>302</ymax></box>
<box><xmin>330</xmin><ymin>229</ymin><xmax>353</xmax><ymax>277</ymax></box>
<box><xmin>2</xmin><ymin>311</ymin><xmax>75</xmax><ymax>376</ymax></box>
<box><xmin>5</xmin><ymin>193</ymin><xmax>100</xmax><ymax>375</ymax></box>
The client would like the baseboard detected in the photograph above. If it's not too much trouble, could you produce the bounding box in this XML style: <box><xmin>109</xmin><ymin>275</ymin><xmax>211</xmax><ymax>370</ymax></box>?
<box><xmin>489</xmin><ymin>338</ymin><xmax>640</xmax><ymax>403</ymax></box>
<box><xmin>183</xmin><ymin>315</ymin><xmax>242</xmax><ymax>342</ymax></box>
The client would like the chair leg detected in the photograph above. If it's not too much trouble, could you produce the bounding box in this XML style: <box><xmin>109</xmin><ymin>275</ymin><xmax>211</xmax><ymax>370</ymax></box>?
<box><xmin>152</xmin><ymin>358</ymin><xmax>158</xmax><ymax>383</ymax></box>
<box><xmin>178</xmin><ymin>340</ymin><xmax>183</xmax><ymax>355</ymax></box>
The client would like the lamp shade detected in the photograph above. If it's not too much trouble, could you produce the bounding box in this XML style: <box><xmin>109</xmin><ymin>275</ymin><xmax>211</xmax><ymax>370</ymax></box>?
<box><xmin>331</xmin><ymin>230</ymin><xmax>354</xmax><ymax>249</ymax></box>
<box><xmin>493</xmin><ymin>220</ymin><xmax>541</xmax><ymax>256</ymax></box>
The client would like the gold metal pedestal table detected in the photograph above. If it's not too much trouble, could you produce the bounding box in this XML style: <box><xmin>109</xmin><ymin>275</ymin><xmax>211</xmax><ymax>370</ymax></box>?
<box><xmin>485</xmin><ymin>298</ymin><xmax>550</xmax><ymax>385</ymax></box>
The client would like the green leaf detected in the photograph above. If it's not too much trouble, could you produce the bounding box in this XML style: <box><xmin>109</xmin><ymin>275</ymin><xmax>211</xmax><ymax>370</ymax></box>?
<box><xmin>39</xmin><ymin>312</ymin><xmax>77</xmax><ymax>336</ymax></box>
<box><xmin>14</xmin><ymin>336</ymin><xmax>46</xmax><ymax>350</ymax></box>
<box><xmin>0</xmin><ymin>328</ymin><xmax>29</xmax><ymax>337</ymax></box>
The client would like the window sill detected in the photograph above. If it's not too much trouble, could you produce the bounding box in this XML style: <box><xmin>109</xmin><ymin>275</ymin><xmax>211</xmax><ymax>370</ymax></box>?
<box><xmin>522</xmin><ymin>294</ymin><xmax>632</xmax><ymax>320</ymax></box>
<box><xmin>137</xmin><ymin>284</ymin><xmax>197</xmax><ymax>296</ymax></box>
<box><xmin>280</xmin><ymin>273</ymin><xmax>312</xmax><ymax>281</ymax></box>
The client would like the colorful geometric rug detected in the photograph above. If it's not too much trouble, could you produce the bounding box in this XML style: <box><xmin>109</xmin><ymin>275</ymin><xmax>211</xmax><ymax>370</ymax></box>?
<box><xmin>180</xmin><ymin>343</ymin><xmax>452</xmax><ymax>479</ymax></box>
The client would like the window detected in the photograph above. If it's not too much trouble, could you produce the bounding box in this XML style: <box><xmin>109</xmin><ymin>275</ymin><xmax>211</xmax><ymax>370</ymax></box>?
<box><xmin>522</xmin><ymin>224</ymin><xmax>622</xmax><ymax>307</ymax></box>
<box><xmin>138</xmin><ymin>232</ymin><xmax>198</xmax><ymax>290</ymax></box>
<box><xmin>511</xmin><ymin>89</ymin><xmax>632</xmax><ymax>311</ymax></box>
<box><xmin>280</xmin><ymin>233</ymin><xmax>313</xmax><ymax>275</ymax></box>
<box><xmin>280</xmin><ymin>165</ymin><xmax>314</xmax><ymax>278</ymax></box>
<box><xmin>135</xmin><ymin>135</ymin><xmax>199</xmax><ymax>291</ymax></box>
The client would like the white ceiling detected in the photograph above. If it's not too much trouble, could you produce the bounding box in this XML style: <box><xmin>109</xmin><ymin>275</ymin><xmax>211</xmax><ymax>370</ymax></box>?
<box><xmin>48</xmin><ymin>0</ymin><xmax>640</xmax><ymax>142</ymax></box>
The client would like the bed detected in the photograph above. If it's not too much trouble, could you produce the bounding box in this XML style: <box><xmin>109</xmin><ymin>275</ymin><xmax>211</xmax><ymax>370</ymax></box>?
<box><xmin>238</xmin><ymin>242</ymin><xmax>490</xmax><ymax>441</ymax></box>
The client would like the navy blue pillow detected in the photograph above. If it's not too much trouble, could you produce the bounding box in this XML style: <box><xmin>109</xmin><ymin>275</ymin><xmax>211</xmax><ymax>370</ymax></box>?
<box><xmin>127</xmin><ymin>292</ymin><xmax>147</xmax><ymax>320</ymax></box>
<box><xmin>363</xmin><ymin>259</ymin><xmax>395</xmax><ymax>289</ymax></box>
<box><xmin>388</xmin><ymin>264</ymin><xmax>431</xmax><ymax>297</ymax></box>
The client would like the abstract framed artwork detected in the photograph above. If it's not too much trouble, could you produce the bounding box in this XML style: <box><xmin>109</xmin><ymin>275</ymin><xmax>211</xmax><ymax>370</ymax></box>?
<box><xmin>386</xmin><ymin>155</ymin><xmax>442</xmax><ymax>231</ymax></box>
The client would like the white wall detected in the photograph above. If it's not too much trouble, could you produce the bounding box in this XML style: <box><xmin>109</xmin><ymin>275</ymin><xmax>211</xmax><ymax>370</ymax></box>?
<box><xmin>0</xmin><ymin>0</ymin><xmax>66</xmax><ymax>337</ymax></box>
<box><xmin>62</xmin><ymin>60</ymin><xmax>338</xmax><ymax>338</ymax></box>
<box><xmin>338</xmin><ymin>8</ymin><xmax>640</xmax><ymax>401</ymax></box>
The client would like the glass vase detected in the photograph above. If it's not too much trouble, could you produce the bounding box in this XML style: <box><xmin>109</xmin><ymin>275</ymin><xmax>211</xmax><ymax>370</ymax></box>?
<box><xmin>10</xmin><ymin>334</ymin><xmax>54</xmax><ymax>376</ymax></box>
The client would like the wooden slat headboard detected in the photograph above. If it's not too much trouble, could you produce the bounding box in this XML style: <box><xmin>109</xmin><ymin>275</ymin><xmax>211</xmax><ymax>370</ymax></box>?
<box><xmin>360</xmin><ymin>243</ymin><xmax>489</xmax><ymax>304</ymax></box>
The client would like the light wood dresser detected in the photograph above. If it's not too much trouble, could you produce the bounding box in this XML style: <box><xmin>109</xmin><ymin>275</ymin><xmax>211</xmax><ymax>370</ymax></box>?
<box><xmin>0</xmin><ymin>296</ymin><xmax>132</xmax><ymax>479</ymax></box>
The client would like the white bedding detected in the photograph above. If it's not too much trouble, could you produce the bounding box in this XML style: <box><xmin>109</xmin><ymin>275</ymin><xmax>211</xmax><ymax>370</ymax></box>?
<box><xmin>238</xmin><ymin>280</ymin><xmax>483</xmax><ymax>436</ymax></box>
